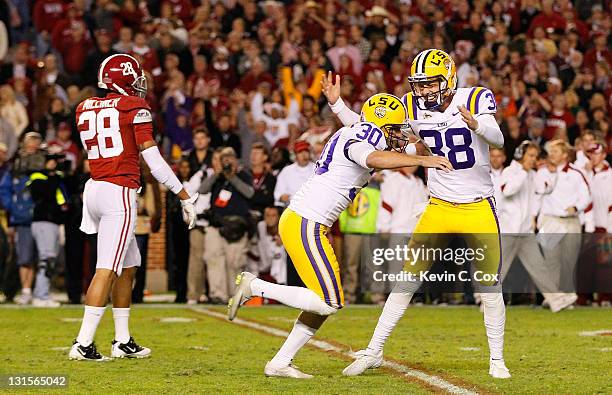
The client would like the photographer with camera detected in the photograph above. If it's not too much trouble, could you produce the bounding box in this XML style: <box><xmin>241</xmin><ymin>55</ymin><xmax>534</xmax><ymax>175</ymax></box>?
<box><xmin>0</xmin><ymin>132</ymin><xmax>45</xmax><ymax>305</ymax></box>
<box><xmin>199</xmin><ymin>147</ymin><xmax>254</xmax><ymax>303</ymax></box>
<box><xmin>26</xmin><ymin>149</ymin><xmax>70</xmax><ymax>307</ymax></box>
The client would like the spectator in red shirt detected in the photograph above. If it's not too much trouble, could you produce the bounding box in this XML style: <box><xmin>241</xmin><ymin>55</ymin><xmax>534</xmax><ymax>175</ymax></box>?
<box><xmin>450</xmin><ymin>0</ymin><xmax>472</xmax><ymax>37</ymax></box>
<box><xmin>384</xmin><ymin>58</ymin><xmax>406</xmax><ymax>93</ymax></box>
<box><xmin>239</xmin><ymin>57</ymin><xmax>275</xmax><ymax>94</ymax></box>
<box><xmin>164</xmin><ymin>0</ymin><xmax>193</xmax><ymax>25</ymax></box>
<box><xmin>32</xmin><ymin>0</ymin><xmax>68</xmax><ymax>56</ymax></box>
<box><xmin>544</xmin><ymin>94</ymin><xmax>575</xmax><ymax>140</ymax></box>
<box><xmin>118</xmin><ymin>0</ymin><xmax>144</xmax><ymax>28</ymax></box>
<box><xmin>51</xmin><ymin>4</ymin><xmax>86</xmax><ymax>52</ymax></box>
<box><xmin>584</xmin><ymin>32</ymin><xmax>612</xmax><ymax>69</ymax></box>
<box><xmin>187</xmin><ymin>55</ymin><xmax>222</xmax><ymax>99</ymax></box>
<box><xmin>55</xmin><ymin>22</ymin><xmax>92</xmax><ymax>77</ymax></box>
<box><xmin>562</xmin><ymin>9</ymin><xmax>590</xmax><ymax>45</ymax></box>
<box><xmin>362</xmin><ymin>48</ymin><xmax>388</xmax><ymax>83</ymax></box>
<box><xmin>297</xmin><ymin>1</ymin><xmax>332</xmax><ymax>42</ymax></box>
<box><xmin>210</xmin><ymin>48</ymin><xmax>238</xmax><ymax>92</ymax></box>
<box><xmin>527</xmin><ymin>0</ymin><xmax>566</xmax><ymax>37</ymax></box>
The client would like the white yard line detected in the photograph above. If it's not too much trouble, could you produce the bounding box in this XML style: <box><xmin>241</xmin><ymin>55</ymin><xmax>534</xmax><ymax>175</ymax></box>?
<box><xmin>579</xmin><ymin>329</ymin><xmax>612</xmax><ymax>337</ymax></box>
<box><xmin>191</xmin><ymin>307</ymin><xmax>478</xmax><ymax>395</ymax></box>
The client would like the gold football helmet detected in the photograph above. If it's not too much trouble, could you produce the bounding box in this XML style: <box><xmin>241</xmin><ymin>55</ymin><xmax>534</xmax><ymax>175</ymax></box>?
<box><xmin>360</xmin><ymin>93</ymin><xmax>410</xmax><ymax>152</ymax></box>
<box><xmin>408</xmin><ymin>49</ymin><xmax>457</xmax><ymax>110</ymax></box>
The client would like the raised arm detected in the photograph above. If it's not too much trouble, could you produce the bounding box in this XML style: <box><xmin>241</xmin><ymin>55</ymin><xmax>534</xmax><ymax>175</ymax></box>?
<box><xmin>321</xmin><ymin>72</ymin><xmax>360</xmax><ymax>126</ymax></box>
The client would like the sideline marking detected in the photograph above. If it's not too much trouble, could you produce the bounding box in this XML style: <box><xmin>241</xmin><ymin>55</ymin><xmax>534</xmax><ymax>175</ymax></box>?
<box><xmin>192</xmin><ymin>307</ymin><xmax>478</xmax><ymax>395</ymax></box>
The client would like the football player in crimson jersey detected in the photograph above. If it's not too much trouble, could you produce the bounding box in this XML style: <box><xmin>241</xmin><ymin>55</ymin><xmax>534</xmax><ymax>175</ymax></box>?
<box><xmin>68</xmin><ymin>54</ymin><xmax>198</xmax><ymax>361</ymax></box>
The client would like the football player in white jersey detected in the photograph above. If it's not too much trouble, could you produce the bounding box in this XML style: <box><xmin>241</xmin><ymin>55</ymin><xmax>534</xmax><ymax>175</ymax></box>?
<box><xmin>227</xmin><ymin>93</ymin><xmax>452</xmax><ymax>378</ymax></box>
<box><xmin>323</xmin><ymin>49</ymin><xmax>511</xmax><ymax>379</ymax></box>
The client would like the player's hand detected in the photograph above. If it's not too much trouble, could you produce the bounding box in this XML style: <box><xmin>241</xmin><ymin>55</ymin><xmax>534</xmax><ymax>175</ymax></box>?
<box><xmin>457</xmin><ymin>105</ymin><xmax>479</xmax><ymax>131</ymax></box>
<box><xmin>321</xmin><ymin>71</ymin><xmax>341</xmax><ymax>105</ymax></box>
<box><xmin>419</xmin><ymin>155</ymin><xmax>453</xmax><ymax>173</ymax></box>
<box><xmin>180</xmin><ymin>193</ymin><xmax>199</xmax><ymax>230</ymax></box>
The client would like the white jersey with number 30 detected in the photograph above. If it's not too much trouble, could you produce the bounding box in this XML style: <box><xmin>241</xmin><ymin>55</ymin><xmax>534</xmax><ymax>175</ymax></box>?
<box><xmin>402</xmin><ymin>87</ymin><xmax>499</xmax><ymax>203</ymax></box>
<box><xmin>289</xmin><ymin>122</ymin><xmax>386</xmax><ymax>226</ymax></box>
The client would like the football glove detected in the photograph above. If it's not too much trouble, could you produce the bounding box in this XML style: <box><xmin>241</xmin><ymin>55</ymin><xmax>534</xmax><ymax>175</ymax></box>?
<box><xmin>180</xmin><ymin>193</ymin><xmax>198</xmax><ymax>230</ymax></box>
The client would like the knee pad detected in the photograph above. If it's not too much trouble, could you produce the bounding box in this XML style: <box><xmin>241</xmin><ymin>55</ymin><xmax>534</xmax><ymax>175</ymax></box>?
<box><xmin>304</xmin><ymin>289</ymin><xmax>339</xmax><ymax>316</ymax></box>
<box><xmin>316</xmin><ymin>302</ymin><xmax>339</xmax><ymax>316</ymax></box>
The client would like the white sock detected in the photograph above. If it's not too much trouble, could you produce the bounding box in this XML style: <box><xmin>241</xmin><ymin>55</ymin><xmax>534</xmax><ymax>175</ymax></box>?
<box><xmin>481</xmin><ymin>293</ymin><xmax>505</xmax><ymax>360</ymax></box>
<box><xmin>269</xmin><ymin>320</ymin><xmax>317</xmax><ymax>367</ymax></box>
<box><xmin>366</xmin><ymin>291</ymin><xmax>413</xmax><ymax>355</ymax></box>
<box><xmin>112</xmin><ymin>308</ymin><xmax>131</xmax><ymax>344</ymax></box>
<box><xmin>251</xmin><ymin>278</ymin><xmax>332</xmax><ymax>314</ymax></box>
<box><xmin>76</xmin><ymin>305</ymin><xmax>106</xmax><ymax>346</ymax></box>
<box><xmin>22</xmin><ymin>288</ymin><xmax>31</xmax><ymax>295</ymax></box>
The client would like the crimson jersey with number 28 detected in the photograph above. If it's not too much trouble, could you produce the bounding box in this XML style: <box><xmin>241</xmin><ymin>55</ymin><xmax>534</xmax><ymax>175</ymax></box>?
<box><xmin>76</xmin><ymin>93</ymin><xmax>154</xmax><ymax>189</ymax></box>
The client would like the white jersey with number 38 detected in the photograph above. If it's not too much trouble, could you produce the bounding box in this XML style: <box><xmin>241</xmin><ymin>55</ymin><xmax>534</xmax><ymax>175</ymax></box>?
<box><xmin>402</xmin><ymin>87</ymin><xmax>499</xmax><ymax>203</ymax></box>
<box><xmin>289</xmin><ymin>122</ymin><xmax>387</xmax><ymax>226</ymax></box>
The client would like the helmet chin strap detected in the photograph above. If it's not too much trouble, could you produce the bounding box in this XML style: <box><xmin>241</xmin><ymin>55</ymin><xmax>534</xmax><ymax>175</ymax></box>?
<box><xmin>112</xmin><ymin>83</ymin><xmax>129</xmax><ymax>96</ymax></box>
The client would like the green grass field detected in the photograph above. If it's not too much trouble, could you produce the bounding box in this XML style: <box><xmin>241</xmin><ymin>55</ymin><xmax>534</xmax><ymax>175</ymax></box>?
<box><xmin>1</xmin><ymin>304</ymin><xmax>610</xmax><ymax>394</ymax></box>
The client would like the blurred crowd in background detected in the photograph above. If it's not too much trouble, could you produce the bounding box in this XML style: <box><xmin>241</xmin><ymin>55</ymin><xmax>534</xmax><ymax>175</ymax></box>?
<box><xmin>0</xmin><ymin>0</ymin><xmax>609</xmax><ymax>307</ymax></box>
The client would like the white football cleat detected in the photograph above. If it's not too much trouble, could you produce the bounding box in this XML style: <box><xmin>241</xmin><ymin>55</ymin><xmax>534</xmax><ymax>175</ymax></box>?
<box><xmin>227</xmin><ymin>272</ymin><xmax>255</xmax><ymax>321</ymax></box>
<box><xmin>489</xmin><ymin>359</ymin><xmax>511</xmax><ymax>379</ymax></box>
<box><xmin>264</xmin><ymin>362</ymin><xmax>313</xmax><ymax>379</ymax></box>
<box><xmin>342</xmin><ymin>349</ymin><xmax>383</xmax><ymax>376</ymax></box>
<box><xmin>549</xmin><ymin>293</ymin><xmax>577</xmax><ymax>313</ymax></box>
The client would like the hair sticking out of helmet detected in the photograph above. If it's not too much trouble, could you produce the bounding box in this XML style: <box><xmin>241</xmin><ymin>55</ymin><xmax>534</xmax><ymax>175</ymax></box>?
<box><xmin>98</xmin><ymin>54</ymin><xmax>148</xmax><ymax>98</ymax></box>
<box><xmin>360</xmin><ymin>93</ymin><xmax>410</xmax><ymax>153</ymax></box>
<box><xmin>408</xmin><ymin>49</ymin><xmax>457</xmax><ymax>111</ymax></box>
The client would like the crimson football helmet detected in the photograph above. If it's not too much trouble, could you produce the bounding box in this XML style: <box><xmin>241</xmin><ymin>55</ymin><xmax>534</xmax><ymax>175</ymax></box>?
<box><xmin>97</xmin><ymin>54</ymin><xmax>147</xmax><ymax>98</ymax></box>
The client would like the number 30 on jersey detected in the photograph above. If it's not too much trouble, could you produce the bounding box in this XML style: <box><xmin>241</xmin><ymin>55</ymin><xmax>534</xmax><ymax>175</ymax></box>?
<box><xmin>78</xmin><ymin>108</ymin><xmax>124</xmax><ymax>159</ymax></box>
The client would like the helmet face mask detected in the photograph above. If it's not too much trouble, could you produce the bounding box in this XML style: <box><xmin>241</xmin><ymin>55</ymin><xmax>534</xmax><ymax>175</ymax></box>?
<box><xmin>383</xmin><ymin>124</ymin><xmax>411</xmax><ymax>152</ymax></box>
<box><xmin>410</xmin><ymin>75</ymin><xmax>449</xmax><ymax>110</ymax></box>
<box><xmin>132</xmin><ymin>73</ymin><xmax>147</xmax><ymax>98</ymax></box>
